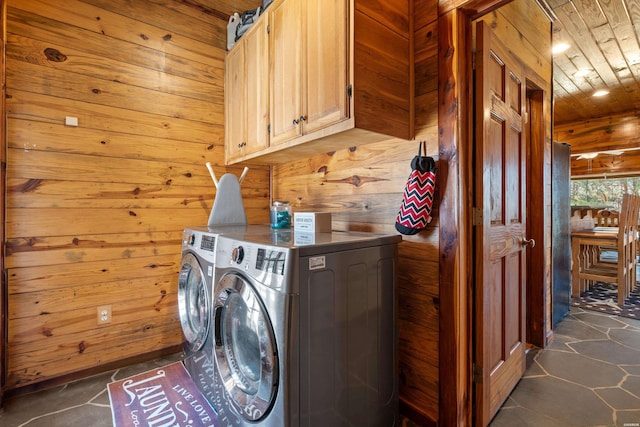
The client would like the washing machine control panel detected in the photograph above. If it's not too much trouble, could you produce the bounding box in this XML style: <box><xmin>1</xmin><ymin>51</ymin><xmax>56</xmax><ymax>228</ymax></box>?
<box><xmin>182</xmin><ymin>229</ymin><xmax>217</xmax><ymax>263</ymax></box>
<box><xmin>200</xmin><ymin>234</ymin><xmax>216</xmax><ymax>252</ymax></box>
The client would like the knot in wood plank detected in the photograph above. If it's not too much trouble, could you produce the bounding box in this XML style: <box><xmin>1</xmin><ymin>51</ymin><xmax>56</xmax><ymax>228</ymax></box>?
<box><xmin>44</xmin><ymin>48</ymin><xmax>67</xmax><ymax>62</ymax></box>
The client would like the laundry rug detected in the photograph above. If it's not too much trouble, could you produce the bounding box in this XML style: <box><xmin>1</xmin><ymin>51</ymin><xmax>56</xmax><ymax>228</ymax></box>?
<box><xmin>108</xmin><ymin>361</ymin><xmax>218</xmax><ymax>427</ymax></box>
<box><xmin>571</xmin><ymin>281</ymin><xmax>640</xmax><ymax>320</ymax></box>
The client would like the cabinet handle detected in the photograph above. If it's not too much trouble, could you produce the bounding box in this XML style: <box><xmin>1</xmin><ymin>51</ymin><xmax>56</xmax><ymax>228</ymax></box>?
<box><xmin>293</xmin><ymin>118</ymin><xmax>299</xmax><ymax>125</ymax></box>
<box><xmin>300</xmin><ymin>115</ymin><xmax>307</xmax><ymax>122</ymax></box>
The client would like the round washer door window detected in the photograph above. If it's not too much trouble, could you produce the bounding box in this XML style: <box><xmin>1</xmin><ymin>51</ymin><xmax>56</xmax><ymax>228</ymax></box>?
<box><xmin>178</xmin><ymin>252</ymin><xmax>210</xmax><ymax>353</ymax></box>
<box><xmin>213</xmin><ymin>272</ymin><xmax>278</xmax><ymax>422</ymax></box>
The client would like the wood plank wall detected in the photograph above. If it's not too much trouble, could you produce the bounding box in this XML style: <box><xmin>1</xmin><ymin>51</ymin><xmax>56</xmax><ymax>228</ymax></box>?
<box><xmin>273</xmin><ymin>0</ymin><xmax>441</xmax><ymax>422</ymax></box>
<box><xmin>4</xmin><ymin>0</ymin><xmax>269</xmax><ymax>390</ymax></box>
<box><xmin>555</xmin><ymin>112</ymin><xmax>640</xmax><ymax>177</ymax></box>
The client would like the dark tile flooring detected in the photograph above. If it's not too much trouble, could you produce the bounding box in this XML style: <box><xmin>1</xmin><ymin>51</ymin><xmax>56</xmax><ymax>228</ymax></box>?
<box><xmin>490</xmin><ymin>307</ymin><xmax>640</xmax><ymax>427</ymax></box>
<box><xmin>1</xmin><ymin>307</ymin><xmax>639</xmax><ymax>426</ymax></box>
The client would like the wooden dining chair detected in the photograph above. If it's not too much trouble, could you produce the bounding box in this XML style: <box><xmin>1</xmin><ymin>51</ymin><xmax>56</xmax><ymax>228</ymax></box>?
<box><xmin>594</xmin><ymin>209</ymin><xmax>619</xmax><ymax>227</ymax></box>
<box><xmin>575</xmin><ymin>194</ymin><xmax>640</xmax><ymax>305</ymax></box>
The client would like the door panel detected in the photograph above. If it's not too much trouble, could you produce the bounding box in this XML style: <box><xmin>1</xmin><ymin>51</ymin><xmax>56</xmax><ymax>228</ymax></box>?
<box><xmin>245</xmin><ymin>18</ymin><xmax>270</xmax><ymax>155</ymax></box>
<box><xmin>474</xmin><ymin>21</ymin><xmax>527</xmax><ymax>426</ymax></box>
<box><xmin>304</xmin><ymin>0</ymin><xmax>348</xmax><ymax>134</ymax></box>
<box><xmin>269</xmin><ymin>0</ymin><xmax>302</xmax><ymax>145</ymax></box>
<box><xmin>225</xmin><ymin>44</ymin><xmax>245</xmax><ymax>160</ymax></box>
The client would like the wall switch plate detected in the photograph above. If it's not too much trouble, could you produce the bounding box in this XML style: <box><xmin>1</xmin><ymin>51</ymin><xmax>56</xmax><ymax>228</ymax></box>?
<box><xmin>65</xmin><ymin>116</ymin><xmax>79</xmax><ymax>126</ymax></box>
<box><xmin>97</xmin><ymin>305</ymin><xmax>112</xmax><ymax>325</ymax></box>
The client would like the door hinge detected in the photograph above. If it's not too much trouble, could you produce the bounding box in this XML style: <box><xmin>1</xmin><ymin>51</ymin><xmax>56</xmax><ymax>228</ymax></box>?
<box><xmin>267</xmin><ymin>24</ymin><xmax>270</xmax><ymax>34</ymax></box>
<box><xmin>472</xmin><ymin>207</ymin><xmax>483</xmax><ymax>226</ymax></box>
<box><xmin>473</xmin><ymin>363</ymin><xmax>483</xmax><ymax>383</ymax></box>
<box><xmin>267</xmin><ymin>123</ymin><xmax>271</xmax><ymax>134</ymax></box>
<box><xmin>346</xmin><ymin>84</ymin><xmax>353</xmax><ymax>99</ymax></box>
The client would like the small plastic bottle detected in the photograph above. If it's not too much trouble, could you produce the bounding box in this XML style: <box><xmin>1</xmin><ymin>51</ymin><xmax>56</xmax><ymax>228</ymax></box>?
<box><xmin>271</xmin><ymin>201</ymin><xmax>292</xmax><ymax>229</ymax></box>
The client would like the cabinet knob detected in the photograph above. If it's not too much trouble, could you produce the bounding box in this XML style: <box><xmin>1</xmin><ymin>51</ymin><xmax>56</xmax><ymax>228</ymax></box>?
<box><xmin>300</xmin><ymin>115</ymin><xmax>307</xmax><ymax>122</ymax></box>
<box><xmin>293</xmin><ymin>118</ymin><xmax>299</xmax><ymax>125</ymax></box>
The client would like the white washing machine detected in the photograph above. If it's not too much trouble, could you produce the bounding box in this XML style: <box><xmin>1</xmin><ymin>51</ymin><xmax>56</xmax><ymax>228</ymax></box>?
<box><xmin>209</xmin><ymin>227</ymin><xmax>401</xmax><ymax>426</ymax></box>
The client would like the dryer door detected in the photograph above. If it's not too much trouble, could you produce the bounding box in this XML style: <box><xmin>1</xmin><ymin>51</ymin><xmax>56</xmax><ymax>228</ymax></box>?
<box><xmin>213</xmin><ymin>272</ymin><xmax>278</xmax><ymax>422</ymax></box>
<box><xmin>178</xmin><ymin>252</ymin><xmax>210</xmax><ymax>353</ymax></box>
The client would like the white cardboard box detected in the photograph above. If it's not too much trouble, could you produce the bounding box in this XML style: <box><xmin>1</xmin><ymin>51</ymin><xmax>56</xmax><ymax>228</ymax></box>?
<box><xmin>294</xmin><ymin>212</ymin><xmax>332</xmax><ymax>232</ymax></box>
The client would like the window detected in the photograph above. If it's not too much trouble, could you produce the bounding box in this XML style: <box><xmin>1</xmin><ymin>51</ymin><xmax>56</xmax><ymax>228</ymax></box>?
<box><xmin>571</xmin><ymin>177</ymin><xmax>640</xmax><ymax>210</ymax></box>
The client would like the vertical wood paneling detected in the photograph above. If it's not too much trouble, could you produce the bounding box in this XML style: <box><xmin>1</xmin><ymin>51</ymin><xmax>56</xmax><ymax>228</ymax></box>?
<box><xmin>4</xmin><ymin>0</ymin><xmax>269</xmax><ymax>389</ymax></box>
<box><xmin>0</xmin><ymin>0</ymin><xmax>7</xmax><ymax>406</ymax></box>
<box><xmin>437</xmin><ymin>8</ymin><xmax>469</xmax><ymax>427</ymax></box>
<box><xmin>273</xmin><ymin>0</ymin><xmax>440</xmax><ymax>424</ymax></box>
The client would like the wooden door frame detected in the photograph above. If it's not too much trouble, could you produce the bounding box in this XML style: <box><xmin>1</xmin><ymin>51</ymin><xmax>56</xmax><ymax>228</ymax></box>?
<box><xmin>437</xmin><ymin>0</ymin><xmax>550</xmax><ymax>425</ymax></box>
<box><xmin>0</xmin><ymin>0</ymin><xmax>6</xmax><ymax>411</ymax></box>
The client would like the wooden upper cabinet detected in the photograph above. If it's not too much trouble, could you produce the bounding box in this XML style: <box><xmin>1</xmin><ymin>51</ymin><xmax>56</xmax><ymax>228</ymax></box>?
<box><xmin>225</xmin><ymin>0</ymin><xmax>413</xmax><ymax>165</ymax></box>
<box><xmin>225</xmin><ymin>18</ymin><xmax>269</xmax><ymax>163</ymax></box>
<box><xmin>269</xmin><ymin>0</ymin><xmax>302</xmax><ymax>145</ymax></box>
<box><xmin>225</xmin><ymin>44</ymin><xmax>245</xmax><ymax>162</ymax></box>
<box><xmin>270</xmin><ymin>0</ymin><xmax>348</xmax><ymax>146</ymax></box>
<box><xmin>304</xmin><ymin>0</ymin><xmax>349</xmax><ymax>135</ymax></box>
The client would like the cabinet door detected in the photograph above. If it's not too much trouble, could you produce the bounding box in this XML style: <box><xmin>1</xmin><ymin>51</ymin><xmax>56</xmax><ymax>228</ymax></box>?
<box><xmin>269</xmin><ymin>0</ymin><xmax>302</xmax><ymax>146</ymax></box>
<box><xmin>225</xmin><ymin>43</ymin><xmax>246</xmax><ymax>162</ymax></box>
<box><xmin>244</xmin><ymin>19</ymin><xmax>270</xmax><ymax>155</ymax></box>
<box><xmin>303</xmin><ymin>0</ymin><xmax>348</xmax><ymax>134</ymax></box>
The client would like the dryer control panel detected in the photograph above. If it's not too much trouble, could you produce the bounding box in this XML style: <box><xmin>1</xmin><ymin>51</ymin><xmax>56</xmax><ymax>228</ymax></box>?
<box><xmin>216</xmin><ymin>236</ymin><xmax>291</xmax><ymax>292</ymax></box>
<box><xmin>256</xmin><ymin>248</ymin><xmax>286</xmax><ymax>275</ymax></box>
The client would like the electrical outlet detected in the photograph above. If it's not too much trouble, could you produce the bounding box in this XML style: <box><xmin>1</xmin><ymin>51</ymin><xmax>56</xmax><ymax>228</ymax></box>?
<box><xmin>97</xmin><ymin>305</ymin><xmax>112</xmax><ymax>325</ymax></box>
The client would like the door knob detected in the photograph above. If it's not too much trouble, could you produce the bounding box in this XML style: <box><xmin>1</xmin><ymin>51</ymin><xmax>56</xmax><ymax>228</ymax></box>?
<box><xmin>523</xmin><ymin>237</ymin><xmax>536</xmax><ymax>248</ymax></box>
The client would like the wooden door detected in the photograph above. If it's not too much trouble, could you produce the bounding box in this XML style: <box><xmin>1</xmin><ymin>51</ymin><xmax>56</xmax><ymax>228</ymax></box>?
<box><xmin>244</xmin><ymin>18</ymin><xmax>270</xmax><ymax>156</ymax></box>
<box><xmin>303</xmin><ymin>0</ymin><xmax>348</xmax><ymax>134</ymax></box>
<box><xmin>225</xmin><ymin>42</ymin><xmax>246</xmax><ymax>162</ymax></box>
<box><xmin>474</xmin><ymin>21</ymin><xmax>529</xmax><ymax>426</ymax></box>
<box><xmin>269</xmin><ymin>0</ymin><xmax>302</xmax><ymax>146</ymax></box>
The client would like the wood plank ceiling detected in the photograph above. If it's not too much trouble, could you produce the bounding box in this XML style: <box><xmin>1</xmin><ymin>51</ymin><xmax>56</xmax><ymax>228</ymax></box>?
<box><xmin>550</xmin><ymin>0</ymin><xmax>640</xmax><ymax>125</ymax></box>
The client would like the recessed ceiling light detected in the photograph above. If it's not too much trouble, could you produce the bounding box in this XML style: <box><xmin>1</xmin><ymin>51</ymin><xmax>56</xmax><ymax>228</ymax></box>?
<box><xmin>552</xmin><ymin>43</ymin><xmax>570</xmax><ymax>54</ymax></box>
<box><xmin>593</xmin><ymin>90</ymin><xmax>609</xmax><ymax>97</ymax></box>
<box><xmin>574</xmin><ymin>69</ymin><xmax>591</xmax><ymax>77</ymax></box>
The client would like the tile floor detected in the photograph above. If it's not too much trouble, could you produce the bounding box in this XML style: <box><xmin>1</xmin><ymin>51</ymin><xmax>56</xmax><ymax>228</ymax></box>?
<box><xmin>489</xmin><ymin>307</ymin><xmax>640</xmax><ymax>427</ymax></box>
<box><xmin>0</xmin><ymin>307</ymin><xmax>639</xmax><ymax>426</ymax></box>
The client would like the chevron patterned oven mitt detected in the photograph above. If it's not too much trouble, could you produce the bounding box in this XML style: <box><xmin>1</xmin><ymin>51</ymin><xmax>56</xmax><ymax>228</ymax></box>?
<box><xmin>395</xmin><ymin>141</ymin><xmax>436</xmax><ymax>235</ymax></box>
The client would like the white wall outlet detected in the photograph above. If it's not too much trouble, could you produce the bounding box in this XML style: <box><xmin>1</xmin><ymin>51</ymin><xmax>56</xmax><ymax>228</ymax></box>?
<box><xmin>65</xmin><ymin>116</ymin><xmax>79</xmax><ymax>126</ymax></box>
<box><xmin>97</xmin><ymin>305</ymin><xmax>112</xmax><ymax>325</ymax></box>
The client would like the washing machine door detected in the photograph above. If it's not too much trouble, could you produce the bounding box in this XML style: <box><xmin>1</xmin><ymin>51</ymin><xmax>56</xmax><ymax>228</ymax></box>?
<box><xmin>178</xmin><ymin>252</ymin><xmax>210</xmax><ymax>353</ymax></box>
<box><xmin>213</xmin><ymin>272</ymin><xmax>278</xmax><ymax>422</ymax></box>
